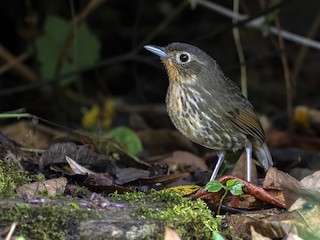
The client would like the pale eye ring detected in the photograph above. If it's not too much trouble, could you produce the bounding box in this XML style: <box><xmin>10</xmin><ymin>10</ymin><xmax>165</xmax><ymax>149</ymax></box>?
<box><xmin>177</xmin><ymin>52</ymin><xmax>191</xmax><ymax>64</ymax></box>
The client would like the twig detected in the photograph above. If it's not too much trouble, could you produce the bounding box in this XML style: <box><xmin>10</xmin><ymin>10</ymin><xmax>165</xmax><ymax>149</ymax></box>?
<box><xmin>292</xmin><ymin>12</ymin><xmax>320</xmax><ymax>83</ymax></box>
<box><xmin>197</xmin><ymin>0</ymin><xmax>320</xmax><ymax>50</ymax></box>
<box><xmin>0</xmin><ymin>46</ymin><xmax>37</xmax><ymax>81</ymax></box>
<box><xmin>274</xmin><ymin>16</ymin><xmax>293</xmax><ymax>134</ymax></box>
<box><xmin>0</xmin><ymin>51</ymin><xmax>31</xmax><ymax>74</ymax></box>
<box><xmin>0</xmin><ymin>0</ymin><xmax>188</xmax><ymax>96</ymax></box>
<box><xmin>0</xmin><ymin>54</ymin><xmax>150</xmax><ymax>96</ymax></box>
<box><xmin>232</xmin><ymin>0</ymin><xmax>248</xmax><ymax>97</ymax></box>
<box><xmin>5</xmin><ymin>221</ymin><xmax>18</xmax><ymax>240</ymax></box>
<box><xmin>130</xmin><ymin>0</ymin><xmax>189</xmax><ymax>54</ymax></box>
<box><xmin>54</xmin><ymin>0</ymin><xmax>105</xmax><ymax>77</ymax></box>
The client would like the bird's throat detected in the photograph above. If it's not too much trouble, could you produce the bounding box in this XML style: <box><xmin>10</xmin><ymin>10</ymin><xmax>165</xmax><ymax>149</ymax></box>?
<box><xmin>162</xmin><ymin>60</ymin><xmax>184</xmax><ymax>83</ymax></box>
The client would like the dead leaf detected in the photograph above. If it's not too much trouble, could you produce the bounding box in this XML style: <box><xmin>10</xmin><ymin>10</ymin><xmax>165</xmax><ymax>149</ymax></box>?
<box><xmin>0</xmin><ymin>121</ymin><xmax>64</xmax><ymax>149</ymax></box>
<box><xmin>227</xmin><ymin>205</ymin><xmax>320</xmax><ymax>239</ymax></box>
<box><xmin>114</xmin><ymin>167</ymin><xmax>150</xmax><ymax>185</ymax></box>
<box><xmin>122</xmin><ymin>172</ymin><xmax>190</xmax><ymax>186</ymax></box>
<box><xmin>16</xmin><ymin>177</ymin><xmax>67</xmax><ymax>196</ymax></box>
<box><xmin>271</xmin><ymin>168</ymin><xmax>320</xmax><ymax>209</ymax></box>
<box><xmin>231</xmin><ymin>152</ymin><xmax>257</xmax><ymax>180</ymax></box>
<box><xmin>84</xmin><ymin>173</ymin><xmax>113</xmax><ymax>187</ymax></box>
<box><xmin>65</xmin><ymin>156</ymin><xmax>95</xmax><ymax>175</ymax></box>
<box><xmin>165</xmin><ymin>185</ymin><xmax>201</xmax><ymax>196</ymax></box>
<box><xmin>250</xmin><ymin>226</ymin><xmax>272</xmax><ymax>240</ymax></box>
<box><xmin>268</xmin><ymin>129</ymin><xmax>320</xmax><ymax>151</ymax></box>
<box><xmin>163</xmin><ymin>226</ymin><xmax>181</xmax><ymax>240</ymax></box>
<box><xmin>147</xmin><ymin>151</ymin><xmax>208</xmax><ymax>173</ymax></box>
<box><xmin>264</xmin><ymin>167</ymin><xmax>282</xmax><ymax>188</ymax></box>
<box><xmin>39</xmin><ymin>142</ymin><xmax>109</xmax><ymax>171</ymax></box>
<box><xmin>267</xmin><ymin>130</ymin><xmax>291</xmax><ymax>147</ymax></box>
<box><xmin>227</xmin><ymin>211</ymin><xmax>289</xmax><ymax>239</ymax></box>
<box><xmin>285</xmin><ymin>233</ymin><xmax>304</xmax><ymax>240</ymax></box>
<box><xmin>138</xmin><ymin>130</ymin><xmax>197</xmax><ymax>155</ymax></box>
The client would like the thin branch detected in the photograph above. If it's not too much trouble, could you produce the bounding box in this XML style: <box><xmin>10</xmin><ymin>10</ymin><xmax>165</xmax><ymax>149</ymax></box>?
<box><xmin>0</xmin><ymin>0</ymin><xmax>188</xmax><ymax>96</ymax></box>
<box><xmin>197</xmin><ymin>0</ymin><xmax>320</xmax><ymax>50</ymax></box>
<box><xmin>130</xmin><ymin>0</ymin><xmax>189</xmax><ymax>54</ymax></box>
<box><xmin>292</xmin><ymin>12</ymin><xmax>320</xmax><ymax>83</ymax></box>
<box><xmin>274</xmin><ymin>16</ymin><xmax>293</xmax><ymax>134</ymax></box>
<box><xmin>0</xmin><ymin>54</ymin><xmax>154</xmax><ymax>96</ymax></box>
<box><xmin>232</xmin><ymin>0</ymin><xmax>247</xmax><ymax>97</ymax></box>
<box><xmin>54</xmin><ymin>0</ymin><xmax>105</xmax><ymax>77</ymax></box>
<box><xmin>0</xmin><ymin>46</ymin><xmax>37</xmax><ymax>81</ymax></box>
<box><xmin>0</xmin><ymin>51</ymin><xmax>32</xmax><ymax>74</ymax></box>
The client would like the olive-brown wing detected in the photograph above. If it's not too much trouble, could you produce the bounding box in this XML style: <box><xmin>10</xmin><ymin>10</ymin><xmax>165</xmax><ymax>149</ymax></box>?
<box><xmin>216</xmin><ymin>76</ymin><xmax>266</xmax><ymax>142</ymax></box>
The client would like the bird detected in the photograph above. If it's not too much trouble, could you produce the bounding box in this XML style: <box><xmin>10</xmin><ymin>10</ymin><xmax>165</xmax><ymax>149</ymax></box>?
<box><xmin>144</xmin><ymin>42</ymin><xmax>272</xmax><ymax>182</ymax></box>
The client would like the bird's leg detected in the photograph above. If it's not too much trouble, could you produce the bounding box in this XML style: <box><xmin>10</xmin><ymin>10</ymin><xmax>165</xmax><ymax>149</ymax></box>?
<box><xmin>210</xmin><ymin>151</ymin><xmax>225</xmax><ymax>181</ymax></box>
<box><xmin>245</xmin><ymin>142</ymin><xmax>253</xmax><ymax>182</ymax></box>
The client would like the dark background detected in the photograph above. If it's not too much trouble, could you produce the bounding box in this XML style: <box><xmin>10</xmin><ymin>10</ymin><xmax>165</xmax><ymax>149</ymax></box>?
<box><xmin>0</xmin><ymin>0</ymin><xmax>319</xmax><ymax>129</ymax></box>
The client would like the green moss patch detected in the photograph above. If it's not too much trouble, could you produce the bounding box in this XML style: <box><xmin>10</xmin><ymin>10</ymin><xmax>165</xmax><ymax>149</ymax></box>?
<box><xmin>111</xmin><ymin>190</ymin><xmax>220</xmax><ymax>239</ymax></box>
<box><xmin>0</xmin><ymin>162</ymin><xmax>31</xmax><ymax>198</ymax></box>
<box><xmin>0</xmin><ymin>203</ymin><xmax>97</xmax><ymax>240</ymax></box>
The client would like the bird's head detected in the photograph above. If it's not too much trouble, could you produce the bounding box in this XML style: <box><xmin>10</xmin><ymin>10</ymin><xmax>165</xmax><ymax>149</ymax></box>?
<box><xmin>144</xmin><ymin>42</ymin><xmax>214</xmax><ymax>84</ymax></box>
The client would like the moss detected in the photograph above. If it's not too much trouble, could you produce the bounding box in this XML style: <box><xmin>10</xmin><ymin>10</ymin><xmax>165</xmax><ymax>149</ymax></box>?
<box><xmin>111</xmin><ymin>190</ymin><xmax>219</xmax><ymax>239</ymax></box>
<box><xmin>0</xmin><ymin>202</ymin><xmax>98</xmax><ymax>240</ymax></box>
<box><xmin>32</xmin><ymin>173</ymin><xmax>46</xmax><ymax>182</ymax></box>
<box><xmin>0</xmin><ymin>162</ymin><xmax>31</xmax><ymax>198</ymax></box>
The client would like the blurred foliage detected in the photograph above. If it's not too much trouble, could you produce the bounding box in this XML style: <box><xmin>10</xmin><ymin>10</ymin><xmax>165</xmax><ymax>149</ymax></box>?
<box><xmin>0</xmin><ymin>0</ymin><xmax>319</xmax><ymax>125</ymax></box>
<box><xmin>108</xmin><ymin>126</ymin><xmax>143</xmax><ymax>156</ymax></box>
<box><xmin>36</xmin><ymin>15</ymin><xmax>101</xmax><ymax>84</ymax></box>
<box><xmin>0</xmin><ymin>161</ymin><xmax>31</xmax><ymax>198</ymax></box>
<box><xmin>81</xmin><ymin>98</ymin><xmax>115</xmax><ymax>129</ymax></box>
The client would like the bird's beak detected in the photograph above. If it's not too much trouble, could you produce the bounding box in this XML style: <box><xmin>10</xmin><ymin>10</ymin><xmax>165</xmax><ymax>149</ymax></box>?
<box><xmin>144</xmin><ymin>45</ymin><xmax>170</xmax><ymax>59</ymax></box>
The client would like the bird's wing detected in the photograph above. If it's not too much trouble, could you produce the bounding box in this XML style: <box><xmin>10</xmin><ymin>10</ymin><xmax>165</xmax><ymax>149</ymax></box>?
<box><xmin>225</xmin><ymin>107</ymin><xmax>265</xmax><ymax>142</ymax></box>
<box><xmin>218</xmin><ymin>76</ymin><xmax>266</xmax><ymax>142</ymax></box>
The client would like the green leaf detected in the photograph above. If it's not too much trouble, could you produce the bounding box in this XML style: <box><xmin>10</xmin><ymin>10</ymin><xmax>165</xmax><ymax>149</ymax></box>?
<box><xmin>212</xmin><ymin>230</ymin><xmax>225</xmax><ymax>240</ymax></box>
<box><xmin>205</xmin><ymin>180</ymin><xmax>225</xmax><ymax>193</ymax></box>
<box><xmin>187</xmin><ymin>0</ymin><xmax>198</xmax><ymax>9</ymax></box>
<box><xmin>226</xmin><ymin>179</ymin><xmax>244</xmax><ymax>196</ymax></box>
<box><xmin>108</xmin><ymin>126</ymin><xmax>143</xmax><ymax>156</ymax></box>
<box><xmin>36</xmin><ymin>15</ymin><xmax>101</xmax><ymax>84</ymax></box>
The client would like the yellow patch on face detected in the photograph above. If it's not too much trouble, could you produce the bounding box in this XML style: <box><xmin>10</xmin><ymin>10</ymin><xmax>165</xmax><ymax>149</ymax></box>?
<box><xmin>162</xmin><ymin>59</ymin><xmax>183</xmax><ymax>82</ymax></box>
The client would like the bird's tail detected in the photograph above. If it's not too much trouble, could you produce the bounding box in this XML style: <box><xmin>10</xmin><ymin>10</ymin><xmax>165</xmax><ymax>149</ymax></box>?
<box><xmin>252</xmin><ymin>141</ymin><xmax>273</xmax><ymax>171</ymax></box>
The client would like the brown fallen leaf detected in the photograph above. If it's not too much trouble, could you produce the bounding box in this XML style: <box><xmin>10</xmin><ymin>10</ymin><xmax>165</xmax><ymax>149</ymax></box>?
<box><xmin>231</xmin><ymin>152</ymin><xmax>257</xmax><ymax>180</ymax></box>
<box><xmin>84</xmin><ymin>172</ymin><xmax>114</xmax><ymax>187</ymax></box>
<box><xmin>64</xmin><ymin>156</ymin><xmax>114</xmax><ymax>188</ymax></box>
<box><xmin>266</xmin><ymin>130</ymin><xmax>292</xmax><ymax>148</ymax></box>
<box><xmin>39</xmin><ymin>142</ymin><xmax>109</xmax><ymax>171</ymax></box>
<box><xmin>123</xmin><ymin>172</ymin><xmax>190</xmax><ymax>186</ymax></box>
<box><xmin>267</xmin><ymin>129</ymin><xmax>320</xmax><ymax>151</ymax></box>
<box><xmin>163</xmin><ymin>226</ymin><xmax>181</xmax><ymax>240</ymax></box>
<box><xmin>114</xmin><ymin>167</ymin><xmax>150</xmax><ymax>185</ymax></box>
<box><xmin>272</xmin><ymin>168</ymin><xmax>320</xmax><ymax>209</ymax></box>
<box><xmin>250</xmin><ymin>226</ymin><xmax>272</xmax><ymax>240</ymax></box>
<box><xmin>147</xmin><ymin>151</ymin><xmax>208</xmax><ymax>173</ymax></box>
<box><xmin>228</xmin><ymin>204</ymin><xmax>320</xmax><ymax>240</ymax></box>
<box><xmin>138</xmin><ymin>130</ymin><xmax>197</xmax><ymax>155</ymax></box>
<box><xmin>227</xmin><ymin>211</ymin><xmax>289</xmax><ymax>239</ymax></box>
<box><xmin>16</xmin><ymin>177</ymin><xmax>67</xmax><ymax>197</ymax></box>
<box><xmin>65</xmin><ymin>156</ymin><xmax>95</xmax><ymax>175</ymax></box>
<box><xmin>0</xmin><ymin>121</ymin><xmax>62</xmax><ymax>149</ymax></box>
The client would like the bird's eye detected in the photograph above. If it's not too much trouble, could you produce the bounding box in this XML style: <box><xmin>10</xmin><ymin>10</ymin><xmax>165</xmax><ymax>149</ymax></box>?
<box><xmin>177</xmin><ymin>52</ymin><xmax>191</xmax><ymax>64</ymax></box>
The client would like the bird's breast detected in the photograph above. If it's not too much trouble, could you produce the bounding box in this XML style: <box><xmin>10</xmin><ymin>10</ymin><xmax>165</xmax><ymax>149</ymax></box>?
<box><xmin>166</xmin><ymin>83</ymin><xmax>247</xmax><ymax>151</ymax></box>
